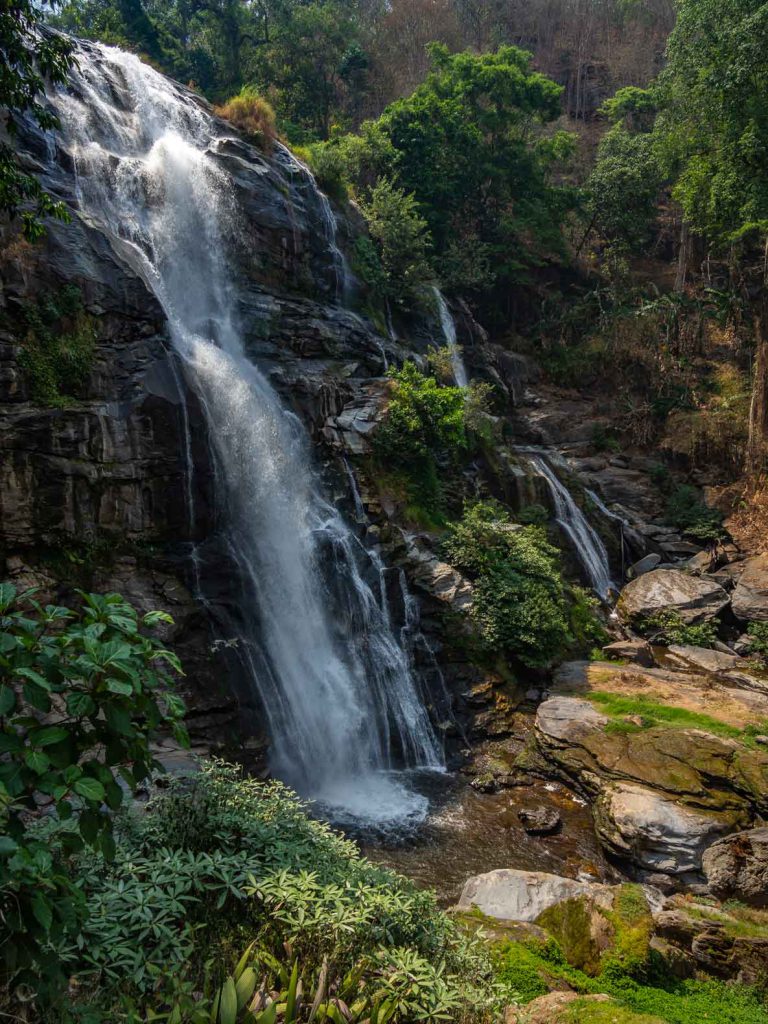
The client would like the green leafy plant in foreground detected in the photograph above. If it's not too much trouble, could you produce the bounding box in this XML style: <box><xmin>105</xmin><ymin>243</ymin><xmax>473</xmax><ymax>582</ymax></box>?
<box><xmin>0</xmin><ymin>584</ymin><xmax>187</xmax><ymax>995</ymax></box>
<box><xmin>49</xmin><ymin>761</ymin><xmax>505</xmax><ymax>1022</ymax></box>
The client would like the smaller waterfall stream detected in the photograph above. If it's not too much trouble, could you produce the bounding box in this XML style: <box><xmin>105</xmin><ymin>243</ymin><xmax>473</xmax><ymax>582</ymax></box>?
<box><xmin>432</xmin><ymin>287</ymin><xmax>469</xmax><ymax>387</ymax></box>
<box><xmin>527</xmin><ymin>455</ymin><xmax>616</xmax><ymax>601</ymax></box>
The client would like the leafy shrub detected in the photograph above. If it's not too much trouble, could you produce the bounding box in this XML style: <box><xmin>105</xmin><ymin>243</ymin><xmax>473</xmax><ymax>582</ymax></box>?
<box><xmin>443</xmin><ymin>501</ymin><xmax>571</xmax><ymax>667</ymax></box>
<box><xmin>292</xmin><ymin>141</ymin><xmax>349</xmax><ymax>202</ymax></box>
<box><xmin>590</xmin><ymin>424</ymin><xmax>622</xmax><ymax>453</ymax></box>
<box><xmin>216</xmin><ymin>87</ymin><xmax>277</xmax><ymax>149</ymax></box>
<box><xmin>746</xmin><ymin>622</ymin><xmax>768</xmax><ymax>667</ymax></box>
<box><xmin>664</xmin><ymin>484</ymin><xmax>725</xmax><ymax>542</ymax></box>
<box><xmin>517</xmin><ymin>504</ymin><xmax>549</xmax><ymax>526</ymax></box>
<box><xmin>356</xmin><ymin>179</ymin><xmax>432</xmax><ymax>305</ymax></box>
<box><xmin>638</xmin><ymin>609</ymin><xmax>718</xmax><ymax>648</ymax></box>
<box><xmin>16</xmin><ymin>285</ymin><xmax>96</xmax><ymax>406</ymax></box>
<box><xmin>58</xmin><ymin>761</ymin><xmax>505</xmax><ymax>1022</ymax></box>
<box><xmin>569</xmin><ymin>586</ymin><xmax>609</xmax><ymax>653</ymax></box>
<box><xmin>374</xmin><ymin>362</ymin><xmax>466</xmax><ymax>515</ymax></box>
<box><xmin>0</xmin><ymin>585</ymin><xmax>186</xmax><ymax>997</ymax></box>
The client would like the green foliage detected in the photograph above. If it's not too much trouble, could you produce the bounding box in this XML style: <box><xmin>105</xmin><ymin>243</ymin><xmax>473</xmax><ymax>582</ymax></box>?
<box><xmin>664</xmin><ymin>485</ymin><xmax>725</xmax><ymax>542</ymax></box>
<box><xmin>374</xmin><ymin>363</ymin><xmax>466</xmax><ymax>514</ymax></box>
<box><xmin>654</xmin><ymin>0</ymin><xmax>768</xmax><ymax>246</ymax></box>
<box><xmin>15</xmin><ymin>286</ymin><xmax>97</xmax><ymax>407</ymax></box>
<box><xmin>0</xmin><ymin>1</ymin><xmax>74</xmax><ymax>239</ymax></box>
<box><xmin>569</xmin><ymin>587</ymin><xmax>609</xmax><ymax>654</ymax></box>
<box><xmin>747</xmin><ymin>622</ymin><xmax>768</xmax><ymax>667</ymax></box>
<box><xmin>638</xmin><ymin>609</ymin><xmax>719</xmax><ymax>649</ymax></box>
<box><xmin>493</xmin><ymin>941</ymin><xmax>550</xmax><ymax>1003</ymax></box>
<box><xmin>443</xmin><ymin>501</ymin><xmax>571</xmax><ymax>666</ymax></box>
<box><xmin>587</xmin><ymin>124</ymin><xmax>663</xmax><ymax>250</ymax></box>
<box><xmin>341</xmin><ymin>44</ymin><xmax>573</xmax><ymax>295</ymax></box>
<box><xmin>496</xmin><ymin>935</ymin><xmax>768</xmax><ymax>1023</ymax></box>
<box><xmin>590</xmin><ymin>424</ymin><xmax>622</xmax><ymax>453</ymax></box>
<box><xmin>54</xmin><ymin>760</ymin><xmax>505</xmax><ymax>1022</ymax></box>
<box><xmin>356</xmin><ymin>180</ymin><xmax>432</xmax><ymax>305</ymax></box>
<box><xmin>294</xmin><ymin>142</ymin><xmax>349</xmax><ymax>203</ymax></box>
<box><xmin>0</xmin><ymin>584</ymin><xmax>186</xmax><ymax>996</ymax></box>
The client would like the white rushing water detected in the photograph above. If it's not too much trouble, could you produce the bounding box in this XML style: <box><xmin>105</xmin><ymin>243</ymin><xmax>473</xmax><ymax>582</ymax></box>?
<box><xmin>432</xmin><ymin>286</ymin><xmax>469</xmax><ymax>388</ymax></box>
<box><xmin>50</xmin><ymin>42</ymin><xmax>442</xmax><ymax>826</ymax></box>
<box><xmin>527</xmin><ymin>455</ymin><xmax>616</xmax><ymax>601</ymax></box>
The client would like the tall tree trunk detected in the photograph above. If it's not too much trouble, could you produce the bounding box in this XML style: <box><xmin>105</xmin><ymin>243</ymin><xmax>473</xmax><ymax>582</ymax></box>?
<box><xmin>674</xmin><ymin>219</ymin><xmax>689</xmax><ymax>292</ymax></box>
<box><xmin>746</xmin><ymin>301</ymin><xmax>768</xmax><ymax>478</ymax></box>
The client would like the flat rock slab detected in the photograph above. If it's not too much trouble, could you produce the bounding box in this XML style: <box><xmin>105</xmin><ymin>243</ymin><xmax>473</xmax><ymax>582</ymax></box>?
<box><xmin>456</xmin><ymin>868</ymin><xmax>612</xmax><ymax>922</ymax></box>
<box><xmin>617</xmin><ymin>568</ymin><xmax>729</xmax><ymax>624</ymax></box>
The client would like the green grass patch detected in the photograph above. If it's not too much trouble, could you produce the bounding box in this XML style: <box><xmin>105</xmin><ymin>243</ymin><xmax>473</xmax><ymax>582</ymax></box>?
<box><xmin>562</xmin><ymin>1000</ymin><xmax>664</xmax><ymax>1024</ymax></box>
<box><xmin>495</xmin><ymin>939</ymin><xmax>768</xmax><ymax>1023</ymax></box>
<box><xmin>585</xmin><ymin>692</ymin><xmax>744</xmax><ymax>740</ymax></box>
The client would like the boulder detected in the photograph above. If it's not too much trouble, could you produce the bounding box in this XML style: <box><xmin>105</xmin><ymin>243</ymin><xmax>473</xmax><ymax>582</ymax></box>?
<box><xmin>593</xmin><ymin>782</ymin><xmax>741</xmax><ymax>876</ymax></box>
<box><xmin>703</xmin><ymin>827</ymin><xmax>768</xmax><ymax>906</ymax></box>
<box><xmin>617</xmin><ymin>569</ymin><xmax>729</xmax><ymax>625</ymax></box>
<box><xmin>456</xmin><ymin>868</ymin><xmax>613</xmax><ymax>922</ymax></box>
<box><xmin>518</xmin><ymin>806</ymin><xmax>562</xmax><ymax>835</ymax></box>
<box><xmin>628</xmin><ymin>552</ymin><xmax>661</xmax><ymax>578</ymax></box>
<box><xmin>732</xmin><ymin>554</ymin><xmax>768</xmax><ymax>622</ymax></box>
<box><xmin>602</xmin><ymin>639</ymin><xmax>654</xmax><ymax>666</ymax></box>
<box><xmin>663</xmin><ymin>644</ymin><xmax>743</xmax><ymax>675</ymax></box>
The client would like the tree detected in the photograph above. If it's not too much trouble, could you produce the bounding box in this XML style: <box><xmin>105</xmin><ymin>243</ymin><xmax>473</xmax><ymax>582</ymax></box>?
<box><xmin>0</xmin><ymin>585</ymin><xmax>187</xmax><ymax>994</ymax></box>
<box><xmin>343</xmin><ymin>45</ymin><xmax>574</xmax><ymax>302</ymax></box>
<box><xmin>653</xmin><ymin>0</ymin><xmax>768</xmax><ymax>473</ymax></box>
<box><xmin>586</xmin><ymin>87</ymin><xmax>664</xmax><ymax>252</ymax></box>
<box><xmin>257</xmin><ymin>1</ymin><xmax>367</xmax><ymax>138</ymax></box>
<box><xmin>355</xmin><ymin>178</ymin><xmax>431</xmax><ymax>305</ymax></box>
<box><xmin>0</xmin><ymin>1</ymin><xmax>74</xmax><ymax>239</ymax></box>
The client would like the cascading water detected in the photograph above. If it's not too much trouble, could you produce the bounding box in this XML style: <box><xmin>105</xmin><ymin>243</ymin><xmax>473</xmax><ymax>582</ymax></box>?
<box><xmin>526</xmin><ymin>454</ymin><xmax>616</xmax><ymax>601</ymax></box>
<box><xmin>50</xmin><ymin>41</ymin><xmax>442</xmax><ymax>826</ymax></box>
<box><xmin>432</xmin><ymin>286</ymin><xmax>469</xmax><ymax>388</ymax></box>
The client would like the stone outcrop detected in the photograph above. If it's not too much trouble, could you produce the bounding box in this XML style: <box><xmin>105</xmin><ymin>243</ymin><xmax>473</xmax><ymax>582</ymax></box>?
<box><xmin>653</xmin><ymin>894</ymin><xmax>768</xmax><ymax>984</ymax></box>
<box><xmin>731</xmin><ymin>553</ymin><xmax>768</xmax><ymax>621</ymax></box>
<box><xmin>703</xmin><ymin>827</ymin><xmax>768</xmax><ymax>906</ymax></box>
<box><xmin>593</xmin><ymin>782</ymin><xmax>740</xmax><ymax>876</ymax></box>
<box><xmin>617</xmin><ymin>568</ymin><xmax>729</xmax><ymax>624</ymax></box>
<box><xmin>456</xmin><ymin>868</ymin><xmax>614</xmax><ymax>922</ymax></box>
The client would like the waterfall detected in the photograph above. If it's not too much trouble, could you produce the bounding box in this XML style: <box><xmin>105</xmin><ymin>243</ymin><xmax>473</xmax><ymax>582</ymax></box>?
<box><xmin>49</xmin><ymin>42</ymin><xmax>442</xmax><ymax>826</ymax></box>
<box><xmin>432</xmin><ymin>287</ymin><xmax>469</xmax><ymax>388</ymax></box>
<box><xmin>526</xmin><ymin>455</ymin><xmax>616</xmax><ymax>601</ymax></box>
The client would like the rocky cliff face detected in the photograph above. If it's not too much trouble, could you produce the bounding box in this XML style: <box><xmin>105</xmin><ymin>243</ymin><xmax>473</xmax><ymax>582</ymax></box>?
<box><xmin>1</xmin><ymin>52</ymin><xmax>503</xmax><ymax>755</ymax></box>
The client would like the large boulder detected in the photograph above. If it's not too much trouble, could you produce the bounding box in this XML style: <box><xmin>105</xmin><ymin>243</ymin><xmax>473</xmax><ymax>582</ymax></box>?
<box><xmin>703</xmin><ymin>827</ymin><xmax>768</xmax><ymax>906</ymax></box>
<box><xmin>731</xmin><ymin>554</ymin><xmax>768</xmax><ymax>622</ymax></box>
<box><xmin>593</xmin><ymin>782</ymin><xmax>741</xmax><ymax>876</ymax></box>
<box><xmin>456</xmin><ymin>868</ymin><xmax>613</xmax><ymax>922</ymax></box>
<box><xmin>617</xmin><ymin>568</ymin><xmax>729</xmax><ymax>625</ymax></box>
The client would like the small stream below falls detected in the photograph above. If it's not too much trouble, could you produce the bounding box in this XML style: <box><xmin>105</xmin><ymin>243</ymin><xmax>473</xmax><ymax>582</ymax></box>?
<box><xmin>361</xmin><ymin>773</ymin><xmax>613</xmax><ymax>905</ymax></box>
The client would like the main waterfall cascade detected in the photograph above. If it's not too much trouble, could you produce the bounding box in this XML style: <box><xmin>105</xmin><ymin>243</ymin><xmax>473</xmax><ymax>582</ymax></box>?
<box><xmin>51</xmin><ymin>42</ymin><xmax>444</xmax><ymax>826</ymax></box>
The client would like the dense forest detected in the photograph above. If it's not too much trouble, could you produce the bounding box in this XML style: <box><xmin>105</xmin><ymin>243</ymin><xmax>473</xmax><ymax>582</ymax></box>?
<box><xmin>4</xmin><ymin>0</ymin><xmax>768</xmax><ymax>1022</ymax></box>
